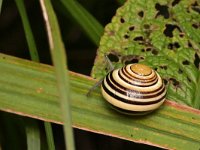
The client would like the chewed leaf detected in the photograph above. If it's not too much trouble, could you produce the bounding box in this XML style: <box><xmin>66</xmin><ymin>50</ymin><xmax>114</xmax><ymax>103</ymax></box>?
<box><xmin>92</xmin><ymin>0</ymin><xmax>200</xmax><ymax>108</ymax></box>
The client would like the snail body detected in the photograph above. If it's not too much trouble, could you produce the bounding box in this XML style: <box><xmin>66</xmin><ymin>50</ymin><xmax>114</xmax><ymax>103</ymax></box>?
<box><xmin>101</xmin><ymin>64</ymin><xmax>166</xmax><ymax>115</ymax></box>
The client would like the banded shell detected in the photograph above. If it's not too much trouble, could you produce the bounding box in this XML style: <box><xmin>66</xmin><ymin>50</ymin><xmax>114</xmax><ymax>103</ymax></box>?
<box><xmin>101</xmin><ymin>64</ymin><xmax>166</xmax><ymax>115</ymax></box>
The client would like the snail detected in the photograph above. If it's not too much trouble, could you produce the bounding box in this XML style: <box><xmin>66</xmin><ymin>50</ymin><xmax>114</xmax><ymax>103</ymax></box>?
<box><xmin>88</xmin><ymin>56</ymin><xmax>167</xmax><ymax>115</ymax></box>
<box><xmin>101</xmin><ymin>63</ymin><xmax>166</xmax><ymax>115</ymax></box>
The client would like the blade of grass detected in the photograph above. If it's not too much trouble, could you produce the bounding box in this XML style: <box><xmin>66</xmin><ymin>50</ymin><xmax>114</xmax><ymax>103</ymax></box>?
<box><xmin>59</xmin><ymin>0</ymin><xmax>104</xmax><ymax>45</ymax></box>
<box><xmin>24</xmin><ymin>118</ymin><xmax>40</xmax><ymax>150</ymax></box>
<box><xmin>0</xmin><ymin>53</ymin><xmax>200</xmax><ymax>150</ymax></box>
<box><xmin>15</xmin><ymin>1</ymin><xmax>55</xmax><ymax>149</ymax></box>
<box><xmin>44</xmin><ymin>123</ymin><xmax>56</xmax><ymax>150</ymax></box>
<box><xmin>0</xmin><ymin>0</ymin><xmax>3</xmax><ymax>13</ymax></box>
<box><xmin>39</xmin><ymin>0</ymin><xmax>75</xmax><ymax>150</ymax></box>
<box><xmin>15</xmin><ymin>0</ymin><xmax>39</xmax><ymax>62</ymax></box>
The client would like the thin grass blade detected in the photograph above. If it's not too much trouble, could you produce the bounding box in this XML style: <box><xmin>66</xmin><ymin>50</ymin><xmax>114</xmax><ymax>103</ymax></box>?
<box><xmin>24</xmin><ymin>118</ymin><xmax>40</xmax><ymax>150</ymax></box>
<box><xmin>15</xmin><ymin>0</ymin><xmax>39</xmax><ymax>62</ymax></box>
<box><xmin>59</xmin><ymin>0</ymin><xmax>104</xmax><ymax>45</ymax></box>
<box><xmin>39</xmin><ymin>0</ymin><xmax>75</xmax><ymax>150</ymax></box>
<box><xmin>44</xmin><ymin>122</ymin><xmax>56</xmax><ymax>150</ymax></box>
<box><xmin>0</xmin><ymin>0</ymin><xmax>3</xmax><ymax>13</ymax></box>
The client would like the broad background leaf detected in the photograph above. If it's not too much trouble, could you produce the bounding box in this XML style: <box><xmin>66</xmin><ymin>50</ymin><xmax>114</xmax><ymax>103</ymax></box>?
<box><xmin>92</xmin><ymin>0</ymin><xmax>200</xmax><ymax>108</ymax></box>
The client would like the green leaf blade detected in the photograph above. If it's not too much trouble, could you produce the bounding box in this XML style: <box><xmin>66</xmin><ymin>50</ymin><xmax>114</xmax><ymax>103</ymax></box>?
<box><xmin>60</xmin><ymin>0</ymin><xmax>104</xmax><ymax>45</ymax></box>
<box><xmin>15</xmin><ymin>0</ymin><xmax>39</xmax><ymax>62</ymax></box>
<box><xmin>44</xmin><ymin>122</ymin><xmax>56</xmax><ymax>150</ymax></box>
<box><xmin>25</xmin><ymin>119</ymin><xmax>41</xmax><ymax>150</ymax></box>
<box><xmin>0</xmin><ymin>53</ymin><xmax>200</xmax><ymax>150</ymax></box>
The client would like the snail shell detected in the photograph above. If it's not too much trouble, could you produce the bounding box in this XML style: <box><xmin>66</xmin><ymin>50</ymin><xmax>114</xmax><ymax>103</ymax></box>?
<box><xmin>101</xmin><ymin>64</ymin><xmax>166</xmax><ymax>115</ymax></box>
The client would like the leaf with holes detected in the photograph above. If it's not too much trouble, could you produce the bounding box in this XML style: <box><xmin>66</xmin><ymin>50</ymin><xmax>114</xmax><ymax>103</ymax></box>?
<box><xmin>92</xmin><ymin>0</ymin><xmax>200</xmax><ymax>109</ymax></box>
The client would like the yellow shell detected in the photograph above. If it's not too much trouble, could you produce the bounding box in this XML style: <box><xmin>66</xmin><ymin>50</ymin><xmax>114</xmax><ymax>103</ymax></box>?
<box><xmin>101</xmin><ymin>64</ymin><xmax>166</xmax><ymax>115</ymax></box>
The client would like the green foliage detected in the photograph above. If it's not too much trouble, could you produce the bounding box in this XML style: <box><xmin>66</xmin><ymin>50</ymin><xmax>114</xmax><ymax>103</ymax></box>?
<box><xmin>92</xmin><ymin>0</ymin><xmax>200</xmax><ymax>108</ymax></box>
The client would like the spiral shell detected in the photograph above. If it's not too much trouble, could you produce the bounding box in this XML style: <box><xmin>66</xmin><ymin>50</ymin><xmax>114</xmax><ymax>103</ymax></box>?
<box><xmin>101</xmin><ymin>64</ymin><xmax>166</xmax><ymax>115</ymax></box>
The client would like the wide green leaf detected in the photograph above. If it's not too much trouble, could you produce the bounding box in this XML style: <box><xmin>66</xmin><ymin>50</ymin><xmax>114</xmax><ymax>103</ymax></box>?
<box><xmin>0</xmin><ymin>53</ymin><xmax>200</xmax><ymax>150</ymax></box>
<box><xmin>91</xmin><ymin>0</ymin><xmax>200</xmax><ymax>108</ymax></box>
